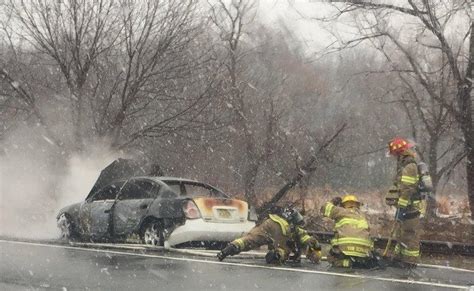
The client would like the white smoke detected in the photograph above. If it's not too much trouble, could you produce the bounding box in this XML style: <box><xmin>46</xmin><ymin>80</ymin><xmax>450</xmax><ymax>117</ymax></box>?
<box><xmin>0</xmin><ymin>125</ymin><xmax>120</xmax><ymax>239</ymax></box>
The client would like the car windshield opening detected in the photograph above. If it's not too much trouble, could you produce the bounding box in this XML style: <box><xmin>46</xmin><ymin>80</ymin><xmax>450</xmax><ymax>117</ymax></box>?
<box><xmin>184</xmin><ymin>183</ymin><xmax>226</xmax><ymax>198</ymax></box>
<box><xmin>164</xmin><ymin>181</ymin><xmax>226</xmax><ymax>198</ymax></box>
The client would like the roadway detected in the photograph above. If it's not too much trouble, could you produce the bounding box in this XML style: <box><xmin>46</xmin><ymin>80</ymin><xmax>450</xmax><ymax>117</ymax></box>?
<box><xmin>1</xmin><ymin>239</ymin><xmax>473</xmax><ymax>290</ymax></box>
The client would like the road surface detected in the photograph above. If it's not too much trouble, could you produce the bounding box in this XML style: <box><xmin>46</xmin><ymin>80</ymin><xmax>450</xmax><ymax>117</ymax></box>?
<box><xmin>1</xmin><ymin>239</ymin><xmax>473</xmax><ymax>290</ymax></box>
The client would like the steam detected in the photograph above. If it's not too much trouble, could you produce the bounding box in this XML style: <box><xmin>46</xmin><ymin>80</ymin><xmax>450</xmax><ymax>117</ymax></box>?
<box><xmin>0</xmin><ymin>125</ymin><xmax>119</xmax><ymax>239</ymax></box>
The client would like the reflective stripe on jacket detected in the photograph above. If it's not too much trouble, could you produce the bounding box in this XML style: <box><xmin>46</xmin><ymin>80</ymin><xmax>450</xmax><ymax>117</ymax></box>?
<box><xmin>268</xmin><ymin>214</ymin><xmax>313</xmax><ymax>246</ymax></box>
<box><xmin>394</xmin><ymin>152</ymin><xmax>421</xmax><ymax>211</ymax></box>
<box><xmin>269</xmin><ymin>214</ymin><xmax>289</xmax><ymax>235</ymax></box>
<box><xmin>321</xmin><ymin>202</ymin><xmax>373</xmax><ymax>257</ymax></box>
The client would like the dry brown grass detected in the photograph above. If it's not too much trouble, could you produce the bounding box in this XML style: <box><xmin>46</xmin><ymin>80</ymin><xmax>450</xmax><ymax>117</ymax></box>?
<box><xmin>254</xmin><ymin>187</ymin><xmax>388</xmax><ymax>214</ymax></box>
<box><xmin>459</xmin><ymin>198</ymin><xmax>470</xmax><ymax>220</ymax></box>
<box><xmin>252</xmin><ymin>187</ymin><xmax>470</xmax><ymax>217</ymax></box>
<box><xmin>249</xmin><ymin>187</ymin><xmax>471</xmax><ymax>242</ymax></box>
<box><xmin>437</xmin><ymin>196</ymin><xmax>451</xmax><ymax>215</ymax></box>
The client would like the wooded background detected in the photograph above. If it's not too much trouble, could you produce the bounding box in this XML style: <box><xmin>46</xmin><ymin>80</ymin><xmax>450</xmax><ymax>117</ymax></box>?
<box><xmin>1</xmin><ymin>0</ymin><xmax>471</xmax><ymax>217</ymax></box>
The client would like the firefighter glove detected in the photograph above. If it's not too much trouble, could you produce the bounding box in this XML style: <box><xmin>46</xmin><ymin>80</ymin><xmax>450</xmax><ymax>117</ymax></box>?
<box><xmin>306</xmin><ymin>248</ymin><xmax>322</xmax><ymax>264</ymax></box>
<box><xmin>217</xmin><ymin>243</ymin><xmax>240</xmax><ymax>261</ymax></box>
<box><xmin>331</xmin><ymin>197</ymin><xmax>342</xmax><ymax>206</ymax></box>
<box><xmin>265</xmin><ymin>249</ymin><xmax>284</xmax><ymax>264</ymax></box>
<box><xmin>305</xmin><ymin>237</ymin><xmax>321</xmax><ymax>251</ymax></box>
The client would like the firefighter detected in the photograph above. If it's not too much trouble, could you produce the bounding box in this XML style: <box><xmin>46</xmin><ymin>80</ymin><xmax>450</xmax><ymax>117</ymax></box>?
<box><xmin>217</xmin><ymin>207</ymin><xmax>322</xmax><ymax>264</ymax></box>
<box><xmin>321</xmin><ymin>194</ymin><xmax>376</xmax><ymax>268</ymax></box>
<box><xmin>386</xmin><ymin>137</ymin><xmax>422</xmax><ymax>266</ymax></box>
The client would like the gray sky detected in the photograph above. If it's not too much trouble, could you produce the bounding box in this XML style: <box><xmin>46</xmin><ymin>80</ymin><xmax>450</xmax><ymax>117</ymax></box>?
<box><xmin>257</xmin><ymin>0</ymin><xmax>341</xmax><ymax>53</ymax></box>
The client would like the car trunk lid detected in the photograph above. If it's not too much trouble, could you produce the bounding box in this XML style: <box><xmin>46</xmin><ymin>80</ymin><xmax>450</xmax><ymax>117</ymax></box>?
<box><xmin>192</xmin><ymin>197</ymin><xmax>248</xmax><ymax>223</ymax></box>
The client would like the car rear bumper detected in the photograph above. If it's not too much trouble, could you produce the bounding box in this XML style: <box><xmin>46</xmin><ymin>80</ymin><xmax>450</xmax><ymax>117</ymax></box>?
<box><xmin>167</xmin><ymin>219</ymin><xmax>255</xmax><ymax>247</ymax></box>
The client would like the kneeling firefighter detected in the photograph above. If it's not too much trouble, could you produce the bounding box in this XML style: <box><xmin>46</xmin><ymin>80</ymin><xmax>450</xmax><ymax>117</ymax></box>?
<box><xmin>217</xmin><ymin>207</ymin><xmax>322</xmax><ymax>264</ymax></box>
<box><xmin>321</xmin><ymin>195</ymin><xmax>376</xmax><ymax>268</ymax></box>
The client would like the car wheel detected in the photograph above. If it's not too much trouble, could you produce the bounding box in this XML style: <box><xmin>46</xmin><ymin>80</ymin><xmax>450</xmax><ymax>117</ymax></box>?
<box><xmin>57</xmin><ymin>213</ymin><xmax>77</xmax><ymax>241</ymax></box>
<box><xmin>141</xmin><ymin>220</ymin><xmax>164</xmax><ymax>246</ymax></box>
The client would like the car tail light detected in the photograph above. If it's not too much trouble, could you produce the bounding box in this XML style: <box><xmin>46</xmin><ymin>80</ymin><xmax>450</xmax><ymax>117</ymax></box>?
<box><xmin>183</xmin><ymin>200</ymin><xmax>201</xmax><ymax>219</ymax></box>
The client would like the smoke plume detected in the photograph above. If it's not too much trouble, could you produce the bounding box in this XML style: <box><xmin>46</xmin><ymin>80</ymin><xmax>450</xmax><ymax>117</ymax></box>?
<box><xmin>0</xmin><ymin>125</ymin><xmax>118</xmax><ymax>239</ymax></box>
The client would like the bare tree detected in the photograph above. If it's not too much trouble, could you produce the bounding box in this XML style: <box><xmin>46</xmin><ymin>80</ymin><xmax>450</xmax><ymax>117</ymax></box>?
<box><xmin>8</xmin><ymin>0</ymin><xmax>121</xmax><ymax>150</ymax></box>
<box><xmin>96</xmin><ymin>0</ymin><xmax>218</xmax><ymax>149</ymax></box>
<box><xmin>208</xmin><ymin>1</ymin><xmax>349</xmax><ymax>209</ymax></box>
<box><xmin>209</xmin><ymin>0</ymin><xmax>277</xmax><ymax>205</ymax></box>
<box><xmin>313</xmin><ymin>0</ymin><xmax>474</xmax><ymax>217</ymax></box>
<box><xmin>2</xmin><ymin>0</ymin><xmax>219</xmax><ymax>153</ymax></box>
<box><xmin>0</xmin><ymin>4</ymin><xmax>55</xmax><ymax>145</ymax></box>
<box><xmin>360</xmin><ymin>31</ymin><xmax>467</xmax><ymax>216</ymax></box>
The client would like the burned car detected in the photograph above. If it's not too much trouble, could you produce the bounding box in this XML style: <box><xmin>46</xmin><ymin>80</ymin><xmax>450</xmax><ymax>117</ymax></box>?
<box><xmin>57</xmin><ymin>159</ymin><xmax>256</xmax><ymax>247</ymax></box>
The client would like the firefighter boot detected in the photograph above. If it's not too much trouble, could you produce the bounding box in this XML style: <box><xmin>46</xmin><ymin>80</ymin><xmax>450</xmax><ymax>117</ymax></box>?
<box><xmin>217</xmin><ymin>243</ymin><xmax>240</xmax><ymax>261</ymax></box>
<box><xmin>265</xmin><ymin>248</ymin><xmax>285</xmax><ymax>264</ymax></box>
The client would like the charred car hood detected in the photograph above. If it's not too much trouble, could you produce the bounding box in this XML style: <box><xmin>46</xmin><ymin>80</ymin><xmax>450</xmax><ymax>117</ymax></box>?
<box><xmin>85</xmin><ymin>158</ymin><xmax>151</xmax><ymax>200</ymax></box>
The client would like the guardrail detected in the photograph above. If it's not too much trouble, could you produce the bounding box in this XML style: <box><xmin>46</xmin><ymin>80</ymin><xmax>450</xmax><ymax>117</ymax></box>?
<box><xmin>310</xmin><ymin>231</ymin><xmax>474</xmax><ymax>256</ymax></box>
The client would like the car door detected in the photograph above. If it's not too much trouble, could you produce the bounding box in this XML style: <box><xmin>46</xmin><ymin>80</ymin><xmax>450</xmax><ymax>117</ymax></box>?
<box><xmin>113</xmin><ymin>179</ymin><xmax>161</xmax><ymax>236</ymax></box>
<box><xmin>79</xmin><ymin>182</ymin><xmax>123</xmax><ymax>238</ymax></box>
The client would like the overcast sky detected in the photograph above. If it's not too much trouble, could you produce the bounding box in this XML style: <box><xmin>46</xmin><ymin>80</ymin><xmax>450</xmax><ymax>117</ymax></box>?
<box><xmin>256</xmin><ymin>1</ymin><xmax>338</xmax><ymax>51</ymax></box>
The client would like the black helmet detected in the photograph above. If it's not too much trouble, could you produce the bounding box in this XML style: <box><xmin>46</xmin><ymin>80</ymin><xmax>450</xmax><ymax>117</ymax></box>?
<box><xmin>281</xmin><ymin>207</ymin><xmax>304</xmax><ymax>226</ymax></box>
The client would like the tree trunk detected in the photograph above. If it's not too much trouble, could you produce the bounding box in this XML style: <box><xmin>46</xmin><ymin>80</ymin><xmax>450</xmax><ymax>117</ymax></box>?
<box><xmin>243</xmin><ymin>159</ymin><xmax>260</xmax><ymax>206</ymax></box>
<box><xmin>427</xmin><ymin>138</ymin><xmax>439</xmax><ymax>219</ymax></box>
<box><xmin>73</xmin><ymin>88</ymin><xmax>84</xmax><ymax>151</ymax></box>
<box><xmin>458</xmin><ymin>80</ymin><xmax>473</xmax><ymax>218</ymax></box>
<box><xmin>466</xmin><ymin>136</ymin><xmax>474</xmax><ymax>218</ymax></box>
<box><xmin>464</xmin><ymin>22</ymin><xmax>474</xmax><ymax>218</ymax></box>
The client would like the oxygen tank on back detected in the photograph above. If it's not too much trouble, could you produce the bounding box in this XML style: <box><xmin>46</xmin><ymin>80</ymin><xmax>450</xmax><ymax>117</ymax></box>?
<box><xmin>417</xmin><ymin>162</ymin><xmax>433</xmax><ymax>193</ymax></box>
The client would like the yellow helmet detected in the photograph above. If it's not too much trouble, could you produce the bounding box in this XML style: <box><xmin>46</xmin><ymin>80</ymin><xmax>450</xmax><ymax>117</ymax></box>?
<box><xmin>341</xmin><ymin>194</ymin><xmax>360</xmax><ymax>206</ymax></box>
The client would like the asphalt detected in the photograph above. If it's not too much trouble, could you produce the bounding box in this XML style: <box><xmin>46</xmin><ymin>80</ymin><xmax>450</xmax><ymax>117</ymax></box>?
<box><xmin>1</xmin><ymin>239</ymin><xmax>473</xmax><ymax>291</ymax></box>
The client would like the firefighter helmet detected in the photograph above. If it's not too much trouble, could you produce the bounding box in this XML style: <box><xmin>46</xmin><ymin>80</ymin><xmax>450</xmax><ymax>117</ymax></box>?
<box><xmin>341</xmin><ymin>194</ymin><xmax>360</xmax><ymax>206</ymax></box>
<box><xmin>281</xmin><ymin>207</ymin><xmax>304</xmax><ymax>226</ymax></box>
<box><xmin>388</xmin><ymin>137</ymin><xmax>414</xmax><ymax>156</ymax></box>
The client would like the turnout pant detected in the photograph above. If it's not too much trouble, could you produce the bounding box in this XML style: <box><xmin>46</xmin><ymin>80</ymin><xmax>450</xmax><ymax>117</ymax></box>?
<box><xmin>327</xmin><ymin>247</ymin><xmax>376</xmax><ymax>268</ymax></box>
<box><xmin>394</xmin><ymin>215</ymin><xmax>421</xmax><ymax>263</ymax></box>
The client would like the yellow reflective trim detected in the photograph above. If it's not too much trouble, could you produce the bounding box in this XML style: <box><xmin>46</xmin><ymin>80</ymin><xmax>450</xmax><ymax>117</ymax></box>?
<box><xmin>233</xmin><ymin>238</ymin><xmax>245</xmax><ymax>249</ymax></box>
<box><xmin>342</xmin><ymin>259</ymin><xmax>351</xmax><ymax>267</ymax></box>
<box><xmin>394</xmin><ymin>243</ymin><xmax>401</xmax><ymax>254</ymax></box>
<box><xmin>345</xmin><ymin>245</ymin><xmax>370</xmax><ymax>253</ymax></box>
<box><xmin>268</xmin><ymin>214</ymin><xmax>289</xmax><ymax>236</ymax></box>
<box><xmin>297</xmin><ymin>227</ymin><xmax>307</xmax><ymax>236</ymax></box>
<box><xmin>300</xmin><ymin>235</ymin><xmax>311</xmax><ymax>244</ymax></box>
<box><xmin>335</xmin><ymin>218</ymin><xmax>369</xmax><ymax>230</ymax></box>
<box><xmin>331</xmin><ymin>237</ymin><xmax>374</xmax><ymax>248</ymax></box>
<box><xmin>324</xmin><ymin>202</ymin><xmax>334</xmax><ymax>217</ymax></box>
<box><xmin>401</xmin><ymin>248</ymin><xmax>420</xmax><ymax>257</ymax></box>
<box><xmin>398</xmin><ymin>198</ymin><xmax>409</xmax><ymax>207</ymax></box>
<box><xmin>276</xmin><ymin>247</ymin><xmax>286</xmax><ymax>258</ymax></box>
<box><xmin>401</xmin><ymin>175</ymin><xmax>418</xmax><ymax>185</ymax></box>
<box><xmin>341</xmin><ymin>250</ymin><xmax>369</xmax><ymax>258</ymax></box>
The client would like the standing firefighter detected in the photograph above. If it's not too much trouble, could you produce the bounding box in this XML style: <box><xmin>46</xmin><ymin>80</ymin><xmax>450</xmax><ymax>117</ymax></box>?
<box><xmin>386</xmin><ymin>137</ymin><xmax>422</xmax><ymax>266</ymax></box>
<box><xmin>321</xmin><ymin>194</ymin><xmax>376</xmax><ymax>268</ymax></box>
<box><xmin>217</xmin><ymin>207</ymin><xmax>322</xmax><ymax>264</ymax></box>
